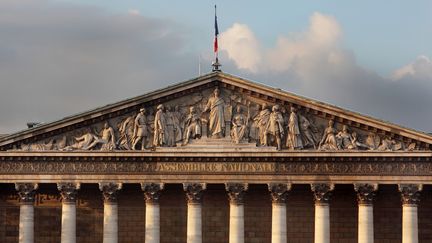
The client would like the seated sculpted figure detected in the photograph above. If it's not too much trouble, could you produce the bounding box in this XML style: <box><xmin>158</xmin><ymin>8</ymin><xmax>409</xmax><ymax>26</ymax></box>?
<box><xmin>336</xmin><ymin>125</ymin><xmax>355</xmax><ymax>150</ymax></box>
<box><xmin>319</xmin><ymin>120</ymin><xmax>338</xmax><ymax>150</ymax></box>
<box><xmin>91</xmin><ymin>122</ymin><xmax>116</xmax><ymax>150</ymax></box>
<box><xmin>182</xmin><ymin>106</ymin><xmax>202</xmax><ymax>145</ymax></box>
<box><xmin>230</xmin><ymin>106</ymin><xmax>248</xmax><ymax>144</ymax></box>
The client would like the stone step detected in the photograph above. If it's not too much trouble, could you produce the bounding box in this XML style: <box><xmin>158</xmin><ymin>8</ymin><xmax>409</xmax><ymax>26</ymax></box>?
<box><xmin>155</xmin><ymin>146</ymin><xmax>277</xmax><ymax>152</ymax></box>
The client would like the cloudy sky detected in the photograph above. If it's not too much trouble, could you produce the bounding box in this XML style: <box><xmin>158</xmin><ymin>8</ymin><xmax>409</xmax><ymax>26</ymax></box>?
<box><xmin>0</xmin><ymin>0</ymin><xmax>431</xmax><ymax>134</ymax></box>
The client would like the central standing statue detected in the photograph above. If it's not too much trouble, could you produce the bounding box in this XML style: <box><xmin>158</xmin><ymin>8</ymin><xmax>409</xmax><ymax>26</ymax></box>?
<box><xmin>204</xmin><ymin>88</ymin><xmax>225</xmax><ymax>138</ymax></box>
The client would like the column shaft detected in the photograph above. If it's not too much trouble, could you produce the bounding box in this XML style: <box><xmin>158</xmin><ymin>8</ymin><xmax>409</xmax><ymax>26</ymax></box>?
<box><xmin>314</xmin><ymin>204</ymin><xmax>330</xmax><ymax>243</ymax></box>
<box><xmin>99</xmin><ymin>182</ymin><xmax>122</xmax><ymax>243</ymax></box>
<box><xmin>16</xmin><ymin>183</ymin><xmax>37</xmax><ymax>243</ymax></box>
<box><xmin>142</xmin><ymin>183</ymin><xmax>164</xmax><ymax>243</ymax></box>
<box><xmin>19</xmin><ymin>204</ymin><xmax>34</xmax><ymax>243</ymax></box>
<box><xmin>229</xmin><ymin>204</ymin><xmax>244</xmax><ymax>243</ymax></box>
<box><xmin>187</xmin><ymin>203</ymin><xmax>202</xmax><ymax>243</ymax></box>
<box><xmin>145</xmin><ymin>203</ymin><xmax>160</xmax><ymax>243</ymax></box>
<box><xmin>358</xmin><ymin>205</ymin><xmax>374</xmax><ymax>243</ymax></box>
<box><xmin>226</xmin><ymin>183</ymin><xmax>247</xmax><ymax>243</ymax></box>
<box><xmin>402</xmin><ymin>205</ymin><xmax>418</xmax><ymax>243</ymax></box>
<box><xmin>399</xmin><ymin>184</ymin><xmax>422</xmax><ymax>243</ymax></box>
<box><xmin>272</xmin><ymin>203</ymin><xmax>287</xmax><ymax>243</ymax></box>
<box><xmin>61</xmin><ymin>203</ymin><xmax>76</xmax><ymax>243</ymax></box>
<box><xmin>103</xmin><ymin>202</ymin><xmax>118</xmax><ymax>243</ymax></box>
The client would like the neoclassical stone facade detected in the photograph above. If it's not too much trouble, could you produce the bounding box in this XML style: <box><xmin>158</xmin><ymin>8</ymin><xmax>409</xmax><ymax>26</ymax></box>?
<box><xmin>0</xmin><ymin>71</ymin><xmax>431</xmax><ymax>242</ymax></box>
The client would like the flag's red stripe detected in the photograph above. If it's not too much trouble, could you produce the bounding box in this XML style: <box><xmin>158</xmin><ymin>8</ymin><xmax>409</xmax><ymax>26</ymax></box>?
<box><xmin>214</xmin><ymin>37</ymin><xmax>218</xmax><ymax>53</ymax></box>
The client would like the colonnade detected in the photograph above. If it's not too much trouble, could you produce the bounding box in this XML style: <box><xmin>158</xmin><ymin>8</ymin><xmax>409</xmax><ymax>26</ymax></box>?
<box><xmin>13</xmin><ymin>182</ymin><xmax>423</xmax><ymax>243</ymax></box>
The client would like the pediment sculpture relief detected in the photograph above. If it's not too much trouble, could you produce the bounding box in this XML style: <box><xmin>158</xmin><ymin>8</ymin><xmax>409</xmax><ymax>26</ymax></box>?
<box><xmin>16</xmin><ymin>87</ymin><xmax>421</xmax><ymax>152</ymax></box>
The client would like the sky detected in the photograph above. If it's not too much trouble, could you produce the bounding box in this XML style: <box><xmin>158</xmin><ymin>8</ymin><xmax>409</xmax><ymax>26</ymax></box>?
<box><xmin>0</xmin><ymin>0</ymin><xmax>431</xmax><ymax>134</ymax></box>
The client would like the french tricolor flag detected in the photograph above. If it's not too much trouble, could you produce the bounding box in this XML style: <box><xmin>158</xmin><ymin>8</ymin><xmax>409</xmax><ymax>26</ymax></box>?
<box><xmin>214</xmin><ymin>5</ymin><xmax>219</xmax><ymax>54</ymax></box>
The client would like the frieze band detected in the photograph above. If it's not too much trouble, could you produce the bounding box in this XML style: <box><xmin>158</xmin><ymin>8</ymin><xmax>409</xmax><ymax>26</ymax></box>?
<box><xmin>0</xmin><ymin>160</ymin><xmax>431</xmax><ymax>176</ymax></box>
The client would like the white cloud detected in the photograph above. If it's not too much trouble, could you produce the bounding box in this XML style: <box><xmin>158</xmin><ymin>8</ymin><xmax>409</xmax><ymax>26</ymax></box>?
<box><xmin>220</xmin><ymin>12</ymin><xmax>343</xmax><ymax>76</ymax></box>
<box><xmin>219</xmin><ymin>23</ymin><xmax>261</xmax><ymax>72</ymax></box>
<box><xmin>218</xmin><ymin>12</ymin><xmax>432</xmax><ymax>132</ymax></box>
<box><xmin>128</xmin><ymin>9</ymin><xmax>140</xmax><ymax>16</ymax></box>
<box><xmin>391</xmin><ymin>55</ymin><xmax>432</xmax><ymax>80</ymax></box>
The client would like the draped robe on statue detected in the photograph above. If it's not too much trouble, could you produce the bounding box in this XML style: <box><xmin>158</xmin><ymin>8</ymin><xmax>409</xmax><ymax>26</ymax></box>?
<box><xmin>205</xmin><ymin>96</ymin><xmax>225</xmax><ymax>137</ymax></box>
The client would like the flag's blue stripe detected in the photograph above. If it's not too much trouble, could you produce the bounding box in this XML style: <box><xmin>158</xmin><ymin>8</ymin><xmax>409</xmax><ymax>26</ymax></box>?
<box><xmin>215</xmin><ymin>16</ymin><xmax>219</xmax><ymax>36</ymax></box>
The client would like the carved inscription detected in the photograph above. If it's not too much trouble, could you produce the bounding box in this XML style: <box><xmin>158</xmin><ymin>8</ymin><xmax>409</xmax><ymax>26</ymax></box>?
<box><xmin>0</xmin><ymin>160</ymin><xmax>430</xmax><ymax>176</ymax></box>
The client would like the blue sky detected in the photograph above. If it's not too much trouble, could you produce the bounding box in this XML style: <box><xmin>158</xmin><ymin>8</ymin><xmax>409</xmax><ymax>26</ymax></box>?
<box><xmin>57</xmin><ymin>0</ymin><xmax>432</xmax><ymax>75</ymax></box>
<box><xmin>0</xmin><ymin>0</ymin><xmax>431</xmax><ymax>133</ymax></box>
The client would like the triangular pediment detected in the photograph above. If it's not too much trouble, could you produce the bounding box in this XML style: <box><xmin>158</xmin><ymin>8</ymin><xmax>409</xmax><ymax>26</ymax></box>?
<box><xmin>1</xmin><ymin>72</ymin><xmax>431</xmax><ymax>152</ymax></box>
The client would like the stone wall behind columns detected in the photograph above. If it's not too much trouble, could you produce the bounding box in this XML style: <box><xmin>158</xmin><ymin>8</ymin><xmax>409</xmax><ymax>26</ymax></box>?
<box><xmin>118</xmin><ymin>184</ymin><xmax>146</xmax><ymax>243</ymax></box>
<box><xmin>286</xmin><ymin>184</ymin><xmax>315</xmax><ymax>242</ymax></box>
<box><xmin>373</xmin><ymin>185</ymin><xmax>402</xmax><ymax>243</ymax></box>
<box><xmin>329</xmin><ymin>184</ymin><xmax>357</xmax><ymax>243</ymax></box>
<box><xmin>202</xmin><ymin>184</ymin><xmax>229</xmax><ymax>243</ymax></box>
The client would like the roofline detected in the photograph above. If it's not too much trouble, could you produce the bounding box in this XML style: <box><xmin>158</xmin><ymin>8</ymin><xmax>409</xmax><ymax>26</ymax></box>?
<box><xmin>218</xmin><ymin>72</ymin><xmax>432</xmax><ymax>144</ymax></box>
<box><xmin>1</xmin><ymin>71</ymin><xmax>432</xmax><ymax>147</ymax></box>
<box><xmin>0</xmin><ymin>72</ymin><xmax>219</xmax><ymax>146</ymax></box>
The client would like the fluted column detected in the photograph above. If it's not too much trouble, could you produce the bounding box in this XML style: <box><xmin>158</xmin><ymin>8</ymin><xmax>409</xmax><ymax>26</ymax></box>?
<box><xmin>141</xmin><ymin>183</ymin><xmax>164</xmax><ymax>243</ymax></box>
<box><xmin>58</xmin><ymin>183</ymin><xmax>80</xmax><ymax>243</ymax></box>
<box><xmin>99</xmin><ymin>183</ymin><xmax>122</xmax><ymax>243</ymax></box>
<box><xmin>268</xmin><ymin>183</ymin><xmax>291</xmax><ymax>243</ymax></box>
<box><xmin>354</xmin><ymin>183</ymin><xmax>378</xmax><ymax>243</ymax></box>
<box><xmin>399</xmin><ymin>184</ymin><xmax>422</xmax><ymax>243</ymax></box>
<box><xmin>311</xmin><ymin>183</ymin><xmax>334</xmax><ymax>243</ymax></box>
<box><xmin>15</xmin><ymin>183</ymin><xmax>38</xmax><ymax>243</ymax></box>
<box><xmin>225</xmin><ymin>183</ymin><xmax>248</xmax><ymax>243</ymax></box>
<box><xmin>183</xmin><ymin>183</ymin><xmax>206</xmax><ymax>243</ymax></box>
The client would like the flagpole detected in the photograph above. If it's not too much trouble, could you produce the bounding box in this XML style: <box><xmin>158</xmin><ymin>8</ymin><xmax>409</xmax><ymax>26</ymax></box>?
<box><xmin>212</xmin><ymin>4</ymin><xmax>221</xmax><ymax>72</ymax></box>
<box><xmin>215</xmin><ymin>5</ymin><xmax>218</xmax><ymax>60</ymax></box>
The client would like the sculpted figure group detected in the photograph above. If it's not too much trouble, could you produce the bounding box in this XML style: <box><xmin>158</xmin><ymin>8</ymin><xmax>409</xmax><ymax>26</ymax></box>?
<box><xmin>19</xmin><ymin>87</ymin><xmax>416</xmax><ymax>152</ymax></box>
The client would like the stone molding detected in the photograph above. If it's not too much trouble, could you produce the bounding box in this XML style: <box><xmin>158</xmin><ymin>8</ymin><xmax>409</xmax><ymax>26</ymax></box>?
<box><xmin>15</xmin><ymin>183</ymin><xmax>38</xmax><ymax>204</ymax></box>
<box><xmin>183</xmin><ymin>183</ymin><xmax>207</xmax><ymax>204</ymax></box>
<box><xmin>99</xmin><ymin>182</ymin><xmax>122</xmax><ymax>203</ymax></box>
<box><xmin>399</xmin><ymin>184</ymin><xmax>423</xmax><ymax>206</ymax></box>
<box><xmin>268</xmin><ymin>183</ymin><xmax>292</xmax><ymax>204</ymax></box>
<box><xmin>354</xmin><ymin>183</ymin><xmax>378</xmax><ymax>205</ymax></box>
<box><xmin>311</xmin><ymin>183</ymin><xmax>334</xmax><ymax>205</ymax></box>
<box><xmin>141</xmin><ymin>183</ymin><xmax>164</xmax><ymax>204</ymax></box>
<box><xmin>225</xmin><ymin>183</ymin><xmax>248</xmax><ymax>205</ymax></box>
<box><xmin>0</xmin><ymin>158</ymin><xmax>431</xmax><ymax>176</ymax></box>
<box><xmin>57</xmin><ymin>183</ymin><xmax>80</xmax><ymax>203</ymax></box>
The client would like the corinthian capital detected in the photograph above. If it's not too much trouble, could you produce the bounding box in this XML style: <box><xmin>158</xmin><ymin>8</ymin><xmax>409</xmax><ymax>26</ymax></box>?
<box><xmin>57</xmin><ymin>183</ymin><xmax>81</xmax><ymax>203</ymax></box>
<box><xmin>399</xmin><ymin>184</ymin><xmax>422</xmax><ymax>206</ymax></box>
<box><xmin>183</xmin><ymin>183</ymin><xmax>206</xmax><ymax>204</ymax></box>
<box><xmin>311</xmin><ymin>183</ymin><xmax>334</xmax><ymax>205</ymax></box>
<box><xmin>225</xmin><ymin>183</ymin><xmax>248</xmax><ymax>205</ymax></box>
<box><xmin>15</xmin><ymin>183</ymin><xmax>38</xmax><ymax>204</ymax></box>
<box><xmin>141</xmin><ymin>183</ymin><xmax>164</xmax><ymax>204</ymax></box>
<box><xmin>99</xmin><ymin>182</ymin><xmax>122</xmax><ymax>203</ymax></box>
<box><xmin>268</xmin><ymin>183</ymin><xmax>292</xmax><ymax>204</ymax></box>
<box><xmin>354</xmin><ymin>183</ymin><xmax>378</xmax><ymax>205</ymax></box>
